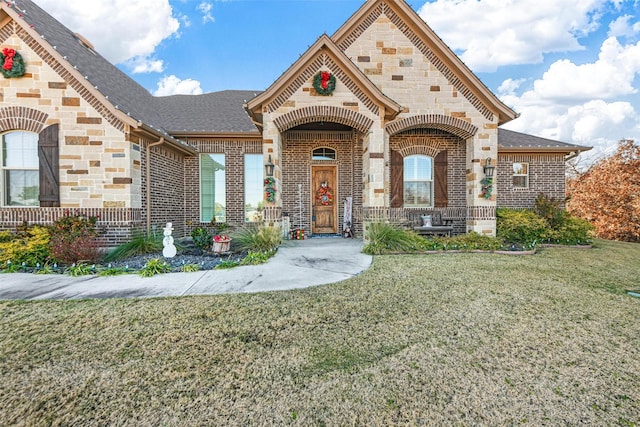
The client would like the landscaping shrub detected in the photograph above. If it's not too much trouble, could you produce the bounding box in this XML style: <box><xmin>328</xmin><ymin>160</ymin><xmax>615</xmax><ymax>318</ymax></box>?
<box><xmin>104</xmin><ymin>232</ymin><xmax>163</xmax><ymax>262</ymax></box>
<box><xmin>232</xmin><ymin>224</ymin><xmax>281</xmax><ymax>253</ymax></box>
<box><xmin>547</xmin><ymin>215</ymin><xmax>594</xmax><ymax>246</ymax></box>
<box><xmin>534</xmin><ymin>192</ymin><xmax>566</xmax><ymax>230</ymax></box>
<box><xmin>363</xmin><ymin>222</ymin><xmax>422</xmax><ymax>255</ymax></box>
<box><xmin>191</xmin><ymin>226</ymin><xmax>212</xmax><ymax>250</ymax></box>
<box><xmin>240</xmin><ymin>250</ymin><xmax>275</xmax><ymax>265</ymax></box>
<box><xmin>0</xmin><ymin>226</ymin><xmax>51</xmax><ymax>267</ymax></box>
<box><xmin>139</xmin><ymin>258</ymin><xmax>172</xmax><ymax>277</ymax></box>
<box><xmin>424</xmin><ymin>232</ymin><xmax>503</xmax><ymax>252</ymax></box>
<box><xmin>496</xmin><ymin>208</ymin><xmax>548</xmax><ymax>248</ymax></box>
<box><xmin>497</xmin><ymin>206</ymin><xmax>594</xmax><ymax>248</ymax></box>
<box><xmin>49</xmin><ymin>212</ymin><xmax>100</xmax><ymax>265</ymax></box>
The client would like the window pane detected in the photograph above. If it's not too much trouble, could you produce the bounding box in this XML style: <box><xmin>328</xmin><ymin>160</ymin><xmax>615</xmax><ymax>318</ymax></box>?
<box><xmin>200</xmin><ymin>154</ymin><xmax>225</xmax><ymax>223</ymax></box>
<box><xmin>312</xmin><ymin>148</ymin><xmax>336</xmax><ymax>160</ymax></box>
<box><xmin>5</xmin><ymin>170</ymin><xmax>39</xmax><ymax>206</ymax></box>
<box><xmin>404</xmin><ymin>181</ymin><xmax>432</xmax><ymax>206</ymax></box>
<box><xmin>513</xmin><ymin>176</ymin><xmax>528</xmax><ymax>188</ymax></box>
<box><xmin>403</xmin><ymin>155</ymin><xmax>433</xmax><ymax>207</ymax></box>
<box><xmin>245</xmin><ymin>154</ymin><xmax>263</xmax><ymax>222</ymax></box>
<box><xmin>3</xmin><ymin>132</ymin><xmax>38</xmax><ymax>168</ymax></box>
<box><xmin>513</xmin><ymin>163</ymin><xmax>528</xmax><ymax>175</ymax></box>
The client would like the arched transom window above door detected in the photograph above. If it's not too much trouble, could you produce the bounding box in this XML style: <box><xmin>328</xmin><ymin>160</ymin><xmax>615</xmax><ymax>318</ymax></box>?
<box><xmin>312</xmin><ymin>147</ymin><xmax>336</xmax><ymax>161</ymax></box>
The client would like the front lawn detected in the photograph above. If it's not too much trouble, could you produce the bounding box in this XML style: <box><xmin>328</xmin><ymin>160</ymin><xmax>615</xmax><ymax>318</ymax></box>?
<box><xmin>1</xmin><ymin>240</ymin><xmax>638</xmax><ymax>425</ymax></box>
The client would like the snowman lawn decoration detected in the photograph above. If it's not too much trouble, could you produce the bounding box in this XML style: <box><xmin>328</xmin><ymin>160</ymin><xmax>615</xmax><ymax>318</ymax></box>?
<box><xmin>162</xmin><ymin>222</ymin><xmax>177</xmax><ymax>258</ymax></box>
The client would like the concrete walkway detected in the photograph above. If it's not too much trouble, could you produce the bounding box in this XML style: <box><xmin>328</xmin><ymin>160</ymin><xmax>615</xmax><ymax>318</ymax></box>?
<box><xmin>0</xmin><ymin>238</ymin><xmax>372</xmax><ymax>300</ymax></box>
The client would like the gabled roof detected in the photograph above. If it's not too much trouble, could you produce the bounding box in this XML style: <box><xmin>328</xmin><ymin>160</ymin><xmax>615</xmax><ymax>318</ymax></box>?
<box><xmin>498</xmin><ymin>128</ymin><xmax>591</xmax><ymax>157</ymax></box>
<box><xmin>331</xmin><ymin>0</ymin><xmax>518</xmax><ymax>125</ymax></box>
<box><xmin>246</xmin><ymin>34</ymin><xmax>402</xmax><ymax>128</ymax></box>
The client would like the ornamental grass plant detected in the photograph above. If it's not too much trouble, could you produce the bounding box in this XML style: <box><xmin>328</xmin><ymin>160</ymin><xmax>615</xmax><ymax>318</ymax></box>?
<box><xmin>231</xmin><ymin>223</ymin><xmax>281</xmax><ymax>253</ymax></box>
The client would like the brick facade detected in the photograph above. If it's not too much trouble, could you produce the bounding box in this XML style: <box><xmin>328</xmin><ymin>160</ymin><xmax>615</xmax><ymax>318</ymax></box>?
<box><xmin>183</xmin><ymin>138</ymin><xmax>262</xmax><ymax>235</ymax></box>
<box><xmin>497</xmin><ymin>153</ymin><xmax>567</xmax><ymax>209</ymax></box>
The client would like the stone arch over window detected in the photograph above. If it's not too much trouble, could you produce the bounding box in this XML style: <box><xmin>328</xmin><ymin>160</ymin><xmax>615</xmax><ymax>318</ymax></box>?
<box><xmin>0</xmin><ymin>106</ymin><xmax>49</xmax><ymax>133</ymax></box>
<box><xmin>386</xmin><ymin>114</ymin><xmax>478</xmax><ymax>140</ymax></box>
<box><xmin>273</xmin><ymin>105</ymin><xmax>374</xmax><ymax>133</ymax></box>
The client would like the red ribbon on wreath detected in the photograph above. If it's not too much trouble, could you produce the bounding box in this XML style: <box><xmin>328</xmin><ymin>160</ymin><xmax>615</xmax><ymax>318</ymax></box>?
<box><xmin>320</xmin><ymin>71</ymin><xmax>331</xmax><ymax>90</ymax></box>
<box><xmin>2</xmin><ymin>48</ymin><xmax>16</xmax><ymax>71</ymax></box>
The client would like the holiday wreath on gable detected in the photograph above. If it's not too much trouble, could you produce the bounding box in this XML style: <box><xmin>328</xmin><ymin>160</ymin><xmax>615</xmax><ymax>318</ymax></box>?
<box><xmin>0</xmin><ymin>48</ymin><xmax>25</xmax><ymax>78</ymax></box>
<box><xmin>313</xmin><ymin>71</ymin><xmax>336</xmax><ymax>96</ymax></box>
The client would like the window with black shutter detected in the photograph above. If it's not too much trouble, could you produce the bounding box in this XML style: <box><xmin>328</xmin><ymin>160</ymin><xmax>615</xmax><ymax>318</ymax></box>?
<box><xmin>38</xmin><ymin>124</ymin><xmax>60</xmax><ymax>207</ymax></box>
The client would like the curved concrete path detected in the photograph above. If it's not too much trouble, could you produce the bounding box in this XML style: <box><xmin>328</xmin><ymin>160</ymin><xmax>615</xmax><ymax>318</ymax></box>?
<box><xmin>0</xmin><ymin>238</ymin><xmax>372</xmax><ymax>300</ymax></box>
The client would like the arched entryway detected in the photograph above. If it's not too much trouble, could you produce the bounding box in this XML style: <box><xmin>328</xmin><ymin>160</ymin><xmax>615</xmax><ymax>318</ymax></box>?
<box><xmin>280</xmin><ymin>121</ymin><xmax>362</xmax><ymax>237</ymax></box>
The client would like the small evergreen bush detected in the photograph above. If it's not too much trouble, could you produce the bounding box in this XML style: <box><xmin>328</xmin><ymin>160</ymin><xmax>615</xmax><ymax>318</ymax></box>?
<box><xmin>191</xmin><ymin>227</ymin><xmax>213</xmax><ymax>250</ymax></box>
<box><xmin>497</xmin><ymin>208</ymin><xmax>548</xmax><ymax>249</ymax></box>
<box><xmin>0</xmin><ymin>225</ymin><xmax>51</xmax><ymax>267</ymax></box>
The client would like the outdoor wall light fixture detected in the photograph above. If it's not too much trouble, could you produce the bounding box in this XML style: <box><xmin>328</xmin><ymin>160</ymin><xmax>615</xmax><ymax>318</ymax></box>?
<box><xmin>483</xmin><ymin>157</ymin><xmax>495</xmax><ymax>177</ymax></box>
<box><xmin>265</xmin><ymin>155</ymin><xmax>275</xmax><ymax>177</ymax></box>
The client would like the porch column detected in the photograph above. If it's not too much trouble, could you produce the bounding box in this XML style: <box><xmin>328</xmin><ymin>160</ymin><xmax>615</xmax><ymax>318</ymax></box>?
<box><xmin>364</xmin><ymin>122</ymin><xmax>386</xmax><ymax>208</ymax></box>
<box><xmin>466</xmin><ymin>123</ymin><xmax>498</xmax><ymax>236</ymax></box>
<box><xmin>262</xmin><ymin>115</ymin><xmax>282</xmax><ymax>222</ymax></box>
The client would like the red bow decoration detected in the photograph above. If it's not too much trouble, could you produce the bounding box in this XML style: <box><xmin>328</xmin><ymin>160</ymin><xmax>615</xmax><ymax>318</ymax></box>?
<box><xmin>2</xmin><ymin>48</ymin><xmax>16</xmax><ymax>71</ymax></box>
<box><xmin>320</xmin><ymin>71</ymin><xmax>331</xmax><ymax>90</ymax></box>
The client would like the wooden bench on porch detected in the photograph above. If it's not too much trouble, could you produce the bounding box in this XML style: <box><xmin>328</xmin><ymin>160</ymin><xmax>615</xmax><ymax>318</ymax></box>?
<box><xmin>408</xmin><ymin>211</ymin><xmax>454</xmax><ymax>237</ymax></box>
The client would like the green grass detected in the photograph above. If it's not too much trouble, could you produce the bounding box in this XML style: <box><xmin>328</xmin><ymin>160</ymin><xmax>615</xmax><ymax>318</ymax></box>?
<box><xmin>0</xmin><ymin>240</ymin><xmax>639</xmax><ymax>425</ymax></box>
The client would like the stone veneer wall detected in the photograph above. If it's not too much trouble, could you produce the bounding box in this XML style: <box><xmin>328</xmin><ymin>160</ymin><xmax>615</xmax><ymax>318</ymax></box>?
<box><xmin>183</xmin><ymin>138</ymin><xmax>263</xmax><ymax>234</ymax></box>
<box><xmin>497</xmin><ymin>153</ymin><xmax>567</xmax><ymax>209</ymax></box>
<box><xmin>281</xmin><ymin>130</ymin><xmax>363</xmax><ymax>236</ymax></box>
<box><xmin>0</xmin><ymin>33</ymin><xmax>140</xmax><ymax>210</ymax></box>
<box><xmin>0</xmin><ymin>32</ymin><xmax>142</xmax><ymax>245</ymax></box>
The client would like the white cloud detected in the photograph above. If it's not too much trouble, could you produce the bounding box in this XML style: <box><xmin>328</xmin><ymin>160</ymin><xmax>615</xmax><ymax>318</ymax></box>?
<box><xmin>197</xmin><ymin>2</ymin><xmax>215</xmax><ymax>24</ymax></box>
<box><xmin>531</xmin><ymin>37</ymin><xmax>640</xmax><ymax>101</ymax></box>
<box><xmin>608</xmin><ymin>14</ymin><xmax>640</xmax><ymax>37</ymax></box>
<box><xmin>418</xmin><ymin>0</ymin><xmax>610</xmax><ymax>71</ymax></box>
<box><xmin>34</xmin><ymin>0</ymin><xmax>180</xmax><ymax>65</ymax></box>
<box><xmin>153</xmin><ymin>75</ymin><xmax>203</xmax><ymax>96</ymax></box>
<box><xmin>129</xmin><ymin>57</ymin><xmax>165</xmax><ymax>74</ymax></box>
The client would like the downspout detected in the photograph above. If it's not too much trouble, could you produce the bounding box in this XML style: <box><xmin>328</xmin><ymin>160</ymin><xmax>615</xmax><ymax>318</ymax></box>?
<box><xmin>146</xmin><ymin>137</ymin><xmax>164</xmax><ymax>234</ymax></box>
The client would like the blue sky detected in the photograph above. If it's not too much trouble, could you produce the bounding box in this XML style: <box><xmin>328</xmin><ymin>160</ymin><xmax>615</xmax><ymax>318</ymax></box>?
<box><xmin>33</xmin><ymin>0</ymin><xmax>640</xmax><ymax>164</ymax></box>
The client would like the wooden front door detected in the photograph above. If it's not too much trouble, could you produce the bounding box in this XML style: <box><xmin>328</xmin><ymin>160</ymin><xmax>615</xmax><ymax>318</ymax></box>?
<box><xmin>312</xmin><ymin>165</ymin><xmax>337</xmax><ymax>234</ymax></box>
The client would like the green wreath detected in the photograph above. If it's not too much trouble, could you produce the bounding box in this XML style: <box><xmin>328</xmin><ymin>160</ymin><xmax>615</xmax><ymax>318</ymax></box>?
<box><xmin>0</xmin><ymin>48</ymin><xmax>25</xmax><ymax>79</ymax></box>
<box><xmin>313</xmin><ymin>71</ymin><xmax>336</xmax><ymax>96</ymax></box>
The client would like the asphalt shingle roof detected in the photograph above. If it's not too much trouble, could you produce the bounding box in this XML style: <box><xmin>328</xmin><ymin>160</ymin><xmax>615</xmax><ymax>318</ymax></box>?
<box><xmin>498</xmin><ymin>128</ymin><xmax>590</xmax><ymax>151</ymax></box>
<box><xmin>155</xmin><ymin>91</ymin><xmax>262</xmax><ymax>133</ymax></box>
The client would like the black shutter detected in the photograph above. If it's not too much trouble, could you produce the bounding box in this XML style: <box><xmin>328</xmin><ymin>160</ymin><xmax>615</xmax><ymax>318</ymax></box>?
<box><xmin>390</xmin><ymin>150</ymin><xmax>404</xmax><ymax>208</ymax></box>
<box><xmin>434</xmin><ymin>150</ymin><xmax>448</xmax><ymax>207</ymax></box>
<box><xmin>38</xmin><ymin>124</ymin><xmax>60</xmax><ymax>207</ymax></box>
